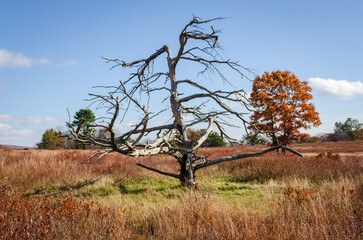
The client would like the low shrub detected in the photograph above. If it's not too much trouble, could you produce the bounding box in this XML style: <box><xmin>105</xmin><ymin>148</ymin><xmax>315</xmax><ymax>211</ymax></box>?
<box><xmin>0</xmin><ymin>184</ymin><xmax>129</xmax><ymax>239</ymax></box>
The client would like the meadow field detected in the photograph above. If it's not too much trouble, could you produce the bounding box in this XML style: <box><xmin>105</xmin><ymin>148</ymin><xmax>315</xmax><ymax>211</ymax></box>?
<box><xmin>0</xmin><ymin>141</ymin><xmax>362</xmax><ymax>239</ymax></box>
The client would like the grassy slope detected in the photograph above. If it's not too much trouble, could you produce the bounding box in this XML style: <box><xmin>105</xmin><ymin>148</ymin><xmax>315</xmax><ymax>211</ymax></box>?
<box><xmin>0</xmin><ymin>142</ymin><xmax>362</xmax><ymax>239</ymax></box>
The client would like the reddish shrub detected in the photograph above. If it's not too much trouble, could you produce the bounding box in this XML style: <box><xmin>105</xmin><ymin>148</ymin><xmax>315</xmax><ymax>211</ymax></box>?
<box><xmin>284</xmin><ymin>186</ymin><xmax>313</xmax><ymax>203</ymax></box>
<box><xmin>0</xmin><ymin>185</ymin><xmax>129</xmax><ymax>239</ymax></box>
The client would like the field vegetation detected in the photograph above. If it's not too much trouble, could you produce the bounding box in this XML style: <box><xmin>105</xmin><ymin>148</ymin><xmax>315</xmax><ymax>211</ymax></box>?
<box><xmin>0</xmin><ymin>141</ymin><xmax>362</xmax><ymax>239</ymax></box>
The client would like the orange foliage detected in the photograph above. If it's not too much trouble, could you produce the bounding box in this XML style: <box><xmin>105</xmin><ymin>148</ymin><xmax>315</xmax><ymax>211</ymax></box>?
<box><xmin>186</xmin><ymin>128</ymin><xmax>202</xmax><ymax>142</ymax></box>
<box><xmin>249</xmin><ymin>70</ymin><xmax>321</xmax><ymax>145</ymax></box>
<box><xmin>284</xmin><ymin>186</ymin><xmax>313</xmax><ymax>203</ymax></box>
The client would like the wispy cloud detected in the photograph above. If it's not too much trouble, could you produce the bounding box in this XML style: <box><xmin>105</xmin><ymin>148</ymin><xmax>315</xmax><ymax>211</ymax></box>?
<box><xmin>0</xmin><ymin>49</ymin><xmax>51</xmax><ymax>68</ymax></box>
<box><xmin>0</xmin><ymin>114</ymin><xmax>58</xmax><ymax>125</ymax></box>
<box><xmin>308</xmin><ymin>77</ymin><xmax>363</xmax><ymax>100</ymax></box>
<box><xmin>37</xmin><ymin>57</ymin><xmax>52</xmax><ymax>65</ymax></box>
<box><xmin>61</xmin><ymin>59</ymin><xmax>78</xmax><ymax>66</ymax></box>
<box><xmin>0</xmin><ymin>123</ymin><xmax>35</xmax><ymax>143</ymax></box>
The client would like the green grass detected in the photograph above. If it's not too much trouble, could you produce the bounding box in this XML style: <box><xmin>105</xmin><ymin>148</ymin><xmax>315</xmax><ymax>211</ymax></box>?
<box><xmin>23</xmin><ymin>174</ymin><xmax>270</xmax><ymax>211</ymax></box>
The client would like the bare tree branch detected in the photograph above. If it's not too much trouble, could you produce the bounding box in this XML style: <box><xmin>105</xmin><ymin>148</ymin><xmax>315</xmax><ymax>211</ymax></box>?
<box><xmin>136</xmin><ymin>163</ymin><xmax>181</xmax><ymax>180</ymax></box>
<box><xmin>193</xmin><ymin>117</ymin><xmax>214</xmax><ymax>150</ymax></box>
<box><xmin>194</xmin><ymin>145</ymin><xmax>303</xmax><ymax>171</ymax></box>
<box><xmin>66</xmin><ymin>16</ymin><xmax>302</xmax><ymax>187</ymax></box>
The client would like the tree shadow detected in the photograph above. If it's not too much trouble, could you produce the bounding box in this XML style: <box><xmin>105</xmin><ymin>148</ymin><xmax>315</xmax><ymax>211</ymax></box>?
<box><xmin>154</xmin><ymin>184</ymin><xmax>184</xmax><ymax>192</ymax></box>
<box><xmin>58</xmin><ymin>179</ymin><xmax>99</xmax><ymax>191</ymax></box>
<box><xmin>117</xmin><ymin>184</ymin><xmax>147</xmax><ymax>194</ymax></box>
<box><xmin>24</xmin><ymin>179</ymin><xmax>99</xmax><ymax>197</ymax></box>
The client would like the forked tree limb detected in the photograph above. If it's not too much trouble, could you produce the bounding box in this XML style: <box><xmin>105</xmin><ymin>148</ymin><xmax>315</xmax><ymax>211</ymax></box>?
<box><xmin>193</xmin><ymin>117</ymin><xmax>214</xmax><ymax>150</ymax></box>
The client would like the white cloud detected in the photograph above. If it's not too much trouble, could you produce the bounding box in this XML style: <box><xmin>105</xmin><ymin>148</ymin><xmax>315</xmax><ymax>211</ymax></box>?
<box><xmin>62</xmin><ymin>59</ymin><xmax>78</xmax><ymax>66</ymax></box>
<box><xmin>0</xmin><ymin>123</ymin><xmax>35</xmax><ymax>143</ymax></box>
<box><xmin>0</xmin><ymin>114</ymin><xmax>58</xmax><ymax>125</ymax></box>
<box><xmin>37</xmin><ymin>57</ymin><xmax>52</xmax><ymax>65</ymax></box>
<box><xmin>308</xmin><ymin>77</ymin><xmax>363</xmax><ymax>100</ymax></box>
<box><xmin>0</xmin><ymin>49</ymin><xmax>51</xmax><ymax>68</ymax></box>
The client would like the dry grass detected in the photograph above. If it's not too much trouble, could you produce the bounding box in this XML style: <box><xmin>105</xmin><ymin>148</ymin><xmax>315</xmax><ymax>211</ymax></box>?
<box><xmin>127</xmin><ymin>179</ymin><xmax>362</xmax><ymax>239</ymax></box>
<box><xmin>0</xmin><ymin>141</ymin><xmax>362</xmax><ymax>239</ymax></box>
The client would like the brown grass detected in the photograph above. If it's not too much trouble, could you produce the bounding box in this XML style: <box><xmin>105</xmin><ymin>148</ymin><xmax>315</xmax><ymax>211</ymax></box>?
<box><xmin>128</xmin><ymin>183</ymin><xmax>362</xmax><ymax>239</ymax></box>
<box><xmin>0</xmin><ymin>141</ymin><xmax>362</xmax><ymax>239</ymax></box>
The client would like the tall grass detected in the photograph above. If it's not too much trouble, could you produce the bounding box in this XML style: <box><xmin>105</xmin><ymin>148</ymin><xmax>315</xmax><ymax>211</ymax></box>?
<box><xmin>0</xmin><ymin>142</ymin><xmax>362</xmax><ymax>239</ymax></box>
<box><xmin>128</xmin><ymin>178</ymin><xmax>362</xmax><ymax>239</ymax></box>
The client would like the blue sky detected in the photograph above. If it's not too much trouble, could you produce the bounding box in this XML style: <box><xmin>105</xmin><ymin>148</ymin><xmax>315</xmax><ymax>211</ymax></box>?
<box><xmin>1</xmin><ymin>0</ymin><xmax>363</xmax><ymax>147</ymax></box>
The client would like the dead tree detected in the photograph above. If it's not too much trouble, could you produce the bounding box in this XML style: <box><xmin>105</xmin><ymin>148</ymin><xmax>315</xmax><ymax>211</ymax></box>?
<box><xmin>67</xmin><ymin>17</ymin><xmax>302</xmax><ymax>187</ymax></box>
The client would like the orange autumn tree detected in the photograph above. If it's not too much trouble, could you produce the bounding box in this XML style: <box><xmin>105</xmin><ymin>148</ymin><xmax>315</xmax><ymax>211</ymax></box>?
<box><xmin>36</xmin><ymin>128</ymin><xmax>64</xmax><ymax>149</ymax></box>
<box><xmin>248</xmin><ymin>70</ymin><xmax>321</xmax><ymax>145</ymax></box>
